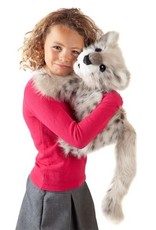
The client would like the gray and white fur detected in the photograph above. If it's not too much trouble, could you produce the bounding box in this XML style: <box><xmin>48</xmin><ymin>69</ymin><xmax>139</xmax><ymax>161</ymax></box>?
<box><xmin>33</xmin><ymin>31</ymin><xmax>136</xmax><ymax>223</ymax></box>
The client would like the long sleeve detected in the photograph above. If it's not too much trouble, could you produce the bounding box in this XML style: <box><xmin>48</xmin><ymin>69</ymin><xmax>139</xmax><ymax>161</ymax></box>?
<box><xmin>23</xmin><ymin>80</ymin><xmax>123</xmax><ymax>149</ymax></box>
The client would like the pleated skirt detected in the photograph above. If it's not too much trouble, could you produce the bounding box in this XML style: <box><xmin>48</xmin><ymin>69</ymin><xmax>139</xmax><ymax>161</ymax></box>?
<box><xmin>15</xmin><ymin>177</ymin><xmax>99</xmax><ymax>230</ymax></box>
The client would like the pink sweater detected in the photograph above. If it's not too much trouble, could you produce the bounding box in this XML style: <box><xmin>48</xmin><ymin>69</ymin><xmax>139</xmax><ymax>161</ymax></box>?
<box><xmin>23</xmin><ymin>79</ymin><xmax>122</xmax><ymax>191</ymax></box>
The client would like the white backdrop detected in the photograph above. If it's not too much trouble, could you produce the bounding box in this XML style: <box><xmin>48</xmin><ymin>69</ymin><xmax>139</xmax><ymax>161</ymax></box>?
<box><xmin>0</xmin><ymin>0</ymin><xmax>156</xmax><ymax>229</ymax></box>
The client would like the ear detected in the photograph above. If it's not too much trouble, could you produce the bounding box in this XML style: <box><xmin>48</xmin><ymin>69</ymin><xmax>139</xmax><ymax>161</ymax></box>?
<box><xmin>114</xmin><ymin>68</ymin><xmax>130</xmax><ymax>90</ymax></box>
<box><xmin>100</xmin><ymin>31</ymin><xmax>119</xmax><ymax>48</ymax></box>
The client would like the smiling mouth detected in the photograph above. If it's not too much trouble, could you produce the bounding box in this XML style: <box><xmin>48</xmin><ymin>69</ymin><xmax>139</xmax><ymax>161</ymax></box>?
<box><xmin>55</xmin><ymin>63</ymin><xmax>72</xmax><ymax>69</ymax></box>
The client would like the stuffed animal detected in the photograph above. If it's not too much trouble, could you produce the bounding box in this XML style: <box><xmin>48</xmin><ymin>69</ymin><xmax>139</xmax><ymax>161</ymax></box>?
<box><xmin>33</xmin><ymin>31</ymin><xmax>136</xmax><ymax>223</ymax></box>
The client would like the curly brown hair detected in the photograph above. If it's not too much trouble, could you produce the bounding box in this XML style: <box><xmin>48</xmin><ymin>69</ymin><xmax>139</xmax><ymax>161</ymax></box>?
<box><xmin>20</xmin><ymin>8</ymin><xmax>103</xmax><ymax>71</ymax></box>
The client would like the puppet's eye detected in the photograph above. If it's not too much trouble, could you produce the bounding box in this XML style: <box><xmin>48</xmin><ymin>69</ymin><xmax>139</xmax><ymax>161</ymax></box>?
<box><xmin>95</xmin><ymin>48</ymin><xmax>102</xmax><ymax>52</ymax></box>
<box><xmin>99</xmin><ymin>64</ymin><xmax>106</xmax><ymax>72</ymax></box>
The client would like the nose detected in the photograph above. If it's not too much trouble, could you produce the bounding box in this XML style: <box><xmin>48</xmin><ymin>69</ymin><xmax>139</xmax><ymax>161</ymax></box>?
<box><xmin>59</xmin><ymin>50</ymin><xmax>71</xmax><ymax>62</ymax></box>
<box><xmin>83</xmin><ymin>54</ymin><xmax>92</xmax><ymax>65</ymax></box>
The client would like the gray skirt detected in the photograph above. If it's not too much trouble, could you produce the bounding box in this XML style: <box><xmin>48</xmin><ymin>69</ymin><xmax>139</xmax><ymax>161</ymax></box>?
<box><xmin>15</xmin><ymin>177</ymin><xmax>98</xmax><ymax>230</ymax></box>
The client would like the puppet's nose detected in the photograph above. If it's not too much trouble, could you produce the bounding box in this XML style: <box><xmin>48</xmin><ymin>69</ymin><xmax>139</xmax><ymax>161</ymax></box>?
<box><xmin>83</xmin><ymin>54</ymin><xmax>92</xmax><ymax>65</ymax></box>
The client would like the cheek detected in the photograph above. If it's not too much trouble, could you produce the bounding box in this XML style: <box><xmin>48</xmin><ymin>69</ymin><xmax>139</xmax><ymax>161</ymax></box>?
<box><xmin>71</xmin><ymin>56</ymin><xmax>78</xmax><ymax>66</ymax></box>
<box><xmin>44</xmin><ymin>49</ymin><xmax>55</xmax><ymax>64</ymax></box>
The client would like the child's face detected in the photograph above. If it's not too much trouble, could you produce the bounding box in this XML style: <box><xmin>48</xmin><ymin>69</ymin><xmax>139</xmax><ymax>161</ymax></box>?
<box><xmin>44</xmin><ymin>24</ymin><xmax>84</xmax><ymax>77</ymax></box>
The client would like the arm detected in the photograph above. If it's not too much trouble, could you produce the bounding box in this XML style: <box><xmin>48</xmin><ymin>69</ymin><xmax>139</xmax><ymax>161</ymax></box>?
<box><xmin>24</xmin><ymin>80</ymin><xmax>123</xmax><ymax>148</ymax></box>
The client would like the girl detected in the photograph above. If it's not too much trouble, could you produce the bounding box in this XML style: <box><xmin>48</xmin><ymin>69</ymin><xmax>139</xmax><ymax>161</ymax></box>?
<box><xmin>16</xmin><ymin>8</ymin><xmax>123</xmax><ymax>230</ymax></box>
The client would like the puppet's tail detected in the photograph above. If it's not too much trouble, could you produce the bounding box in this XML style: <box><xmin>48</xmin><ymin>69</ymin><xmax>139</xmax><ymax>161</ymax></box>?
<box><xmin>102</xmin><ymin>121</ymin><xmax>136</xmax><ymax>223</ymax></box>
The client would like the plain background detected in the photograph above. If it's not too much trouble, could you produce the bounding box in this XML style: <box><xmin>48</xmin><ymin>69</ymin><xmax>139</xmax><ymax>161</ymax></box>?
<box><xmin>0</xmin><ymin>0</ymin><xmax>156</xmax><ymax>229</ymax></box>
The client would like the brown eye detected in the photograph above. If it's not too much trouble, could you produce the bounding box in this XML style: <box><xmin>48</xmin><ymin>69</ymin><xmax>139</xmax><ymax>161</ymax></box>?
<box><xmin>72</xmin><ymin>50</ymin><xmax>80</xmax><ymax>57</ymax></box>
<box><xmin>51</xmin><ymin>46</ymin><xmax>62</xmax><ymax>51</ymax></box>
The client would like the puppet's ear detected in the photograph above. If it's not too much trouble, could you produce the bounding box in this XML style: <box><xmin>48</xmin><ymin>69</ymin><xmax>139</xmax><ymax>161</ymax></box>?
<box><xmin>100</xmin><ymin>31</ymin><xmax>119</xmax><ymax>48</ymax></box>
<box><xmin>114</xmin><ymin>68</ymin><xmax>130</xmax><ymax>90</ymax></box>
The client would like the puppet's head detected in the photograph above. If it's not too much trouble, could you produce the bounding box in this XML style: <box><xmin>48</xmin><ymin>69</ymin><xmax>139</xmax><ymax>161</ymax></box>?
<box><xmin>74</xmin><ymin>31</ymin><xmax>130</xmax><ymax>91</ymax></box>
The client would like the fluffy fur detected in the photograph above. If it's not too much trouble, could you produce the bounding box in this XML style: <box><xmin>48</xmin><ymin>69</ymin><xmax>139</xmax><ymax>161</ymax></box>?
<box><xmin>33</xmin><ymin>31</ymin><xmax>136</xmax><ymax>223</ymax></box>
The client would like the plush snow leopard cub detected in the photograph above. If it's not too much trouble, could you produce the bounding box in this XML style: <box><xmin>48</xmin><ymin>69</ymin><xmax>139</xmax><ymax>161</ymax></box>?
<box><xmin>33</xmin><ymin>31</ymin><xmax>136</xmax><ymax>223</ymax></box>
<box><xmin>58</xmin><ymin>31</ymin><xmax>136</xmax><ymax>223</ymax></box>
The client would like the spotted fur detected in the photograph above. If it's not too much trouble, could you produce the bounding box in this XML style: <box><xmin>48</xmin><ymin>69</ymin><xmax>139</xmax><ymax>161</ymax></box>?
<box><xmin>33</xmin><ymin>31</ymin><xmax>136</xmax><ymax>223</ymax></box>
